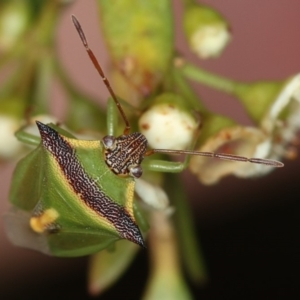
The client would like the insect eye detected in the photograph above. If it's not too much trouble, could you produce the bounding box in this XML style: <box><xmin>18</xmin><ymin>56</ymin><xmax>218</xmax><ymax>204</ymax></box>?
<box><xmin>129</xmin><ymin>165</ymin><xmax>143</xmax><ymax>178</ymax></box>
<box><xmin>102</xmin><ymin>135</ymin><xmax>116</xmax><ymax>150</ymax></box>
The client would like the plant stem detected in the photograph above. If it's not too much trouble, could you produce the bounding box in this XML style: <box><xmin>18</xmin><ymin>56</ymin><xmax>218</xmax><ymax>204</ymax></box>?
<box><xmin>172</xmin><ymin>66</ymin><xmax>208</xmax><ymax>112</ymax></box>
<box><xmin>180</xmin><ymin>62</ymin><xmax>238</xmax><ymax>94</ymax></box>
<box><xmin>165</xmin><ymin>173</ymin><xmax>208</xmax><ymax>284</ymax></box>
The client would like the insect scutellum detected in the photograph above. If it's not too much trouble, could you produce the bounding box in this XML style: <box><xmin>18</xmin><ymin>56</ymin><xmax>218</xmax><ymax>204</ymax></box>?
<box><xmin>71</xmin><ymin>15</ymin><xmax>284</xmax><ymax>174</ymax></box>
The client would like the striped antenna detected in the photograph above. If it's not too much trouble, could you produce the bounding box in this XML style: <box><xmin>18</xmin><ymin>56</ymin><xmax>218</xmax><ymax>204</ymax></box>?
<box><xmin>145</xmin><ymin>148</ymin><xmax>284</xmax><ymax>167</ymax></box>
<box><xmin>71</xmin><ymin>15</ymin><xmax>131</xmax><ymax>136</ymax></box>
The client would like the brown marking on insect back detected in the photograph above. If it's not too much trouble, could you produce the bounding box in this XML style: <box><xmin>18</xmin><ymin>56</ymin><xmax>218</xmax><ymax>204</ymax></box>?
<box><xmin>36</xmin><ymin>121</ymin><xmax>145</xmax><ymax>248</ymax></box>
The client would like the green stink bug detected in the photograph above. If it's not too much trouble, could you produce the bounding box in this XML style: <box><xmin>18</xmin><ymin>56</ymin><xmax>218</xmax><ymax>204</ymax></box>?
<box><xmin>4</xmin><ymin>16</ymin><xmax>284</xmax><ymax>257</ymax></box>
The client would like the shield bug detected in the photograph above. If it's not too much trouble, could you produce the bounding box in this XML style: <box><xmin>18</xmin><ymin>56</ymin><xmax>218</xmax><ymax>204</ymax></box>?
<box><xmin>4</xmin><ymin>16</ymin><xmax>283</xmax><ymax>257</ymax></box>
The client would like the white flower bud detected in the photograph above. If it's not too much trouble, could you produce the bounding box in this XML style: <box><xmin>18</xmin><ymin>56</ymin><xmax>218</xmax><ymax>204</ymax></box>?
<box><xmin>0</xmin><ymin>115</ymin><xmax>22</xmax><ymax>159</ymax></box>
<box><xmin>0</xmin><ymin>1</ymin><xmax>30</xmax><ymax>51</ymax></box>
<box><xmin>139</xmin><ymin>103</ymin><xmax>198</xmax><ymax>150</ymax></box>
<box><xmin>135</xmin><ymin>179</ymin><xmax>170</xmax><ymax>211</ymax></box>
<box><xmin>183</xmin><ymin>4</ymin><xmax>231</xmax><ymax>59</ymax></box>
<box><xmin>260</xmin><ymin>74</ymin><xmax>300</xmax><ymax>159</ymax></box>
<box><xmin>190</xmin><ymin>126</ymin><xmax>271</xmax><ymax>184</ymax></box>
<box><xmin>190</xmin><ymin>24</ymin><xmax>231</xmax><ymax>59</ymax></box>
<box><xmin>262</xmin><ymin>74</ymin><xmax>300</xmax><ymax>132</ymax></box>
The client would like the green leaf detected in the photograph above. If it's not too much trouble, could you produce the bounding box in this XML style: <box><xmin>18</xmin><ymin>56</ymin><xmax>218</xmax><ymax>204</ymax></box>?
<box><xmin>97</xmin><ymin>0</ymin><xmax>174</xmax><ymax>96</ymax></box>
<box><xmin>88</xmin><ymin>240</ymin><xmax>139</xmax><ymax>296</ymax></box>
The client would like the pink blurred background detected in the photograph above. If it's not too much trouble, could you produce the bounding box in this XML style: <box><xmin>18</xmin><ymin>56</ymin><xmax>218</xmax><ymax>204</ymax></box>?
<box><xmin>1</xmin><ymin>0</ymin><xmax>300</xmax><ymax>298</ymax></box>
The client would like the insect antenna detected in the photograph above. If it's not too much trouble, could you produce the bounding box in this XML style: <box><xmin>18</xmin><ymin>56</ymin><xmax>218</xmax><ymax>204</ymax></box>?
<box><xmin>71</xmin><ymin>15</ymin><xmax>131</xmax><ymax>135</ymax></box>
<box><xmin>145</xmin><ymin>149</ymin><xmax>284</xmax><ymax>168</ymax></box>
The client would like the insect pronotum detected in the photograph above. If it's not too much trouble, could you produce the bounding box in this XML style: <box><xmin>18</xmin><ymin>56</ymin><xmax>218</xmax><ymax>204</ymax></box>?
<box><xmin>4</xmin><ymin>16</ymin><xmax>284</xmax><ymax>257</ymax></box>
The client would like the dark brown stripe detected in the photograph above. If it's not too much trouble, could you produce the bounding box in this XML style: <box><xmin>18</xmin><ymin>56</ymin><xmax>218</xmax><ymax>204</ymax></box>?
<box><xmin>36</xmin><ymin>121</ymin><xmax>145</xmax><ymax>247</ymax></box>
